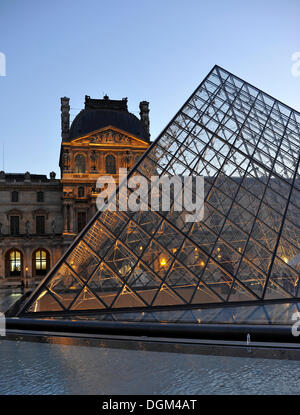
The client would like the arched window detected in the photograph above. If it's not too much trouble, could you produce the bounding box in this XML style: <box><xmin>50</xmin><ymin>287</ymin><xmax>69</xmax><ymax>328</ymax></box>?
<box><xmin>33</xmin><ymin>249</ymin><xmax>50</xmax><ymax>277</ymax></box>
<box><xmin>5</xmin><ymin>249</ymin><xmax>22</xmax><ymax>277</ymax></box>
<box><xmin>106</xmin><ymin>155</ymin><xmax>116</xmax><ymax>174</ymax></box>
<box><xmin>75</xmin><ymin>154</ymin><xmax>86</xmax><ymax>173</ymax></box>
<box><xmin>78</xmin><ymin>186</ymin><xmax>85</xmax><ymax>197</ymax></box>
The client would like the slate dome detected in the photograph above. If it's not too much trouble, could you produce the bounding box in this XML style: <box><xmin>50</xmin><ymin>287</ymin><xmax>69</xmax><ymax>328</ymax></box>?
<box><xmin>67</xmin><ymin>95</ymin><xmax>149</xmax><ymax>141</ymax></box>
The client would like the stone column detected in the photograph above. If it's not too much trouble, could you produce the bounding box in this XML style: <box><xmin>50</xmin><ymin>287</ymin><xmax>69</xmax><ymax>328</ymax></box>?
<box><xmin>63</xmin><ymin>204</ymin><xmax>68</xmax><ymax>232</ymax></box>
<box><xmin>139</xmin><ymin>101</ymin><xmax>150</xmax><ymax>140</ymax></box>
<box><xmin>24</xmin><ymin>246</ymin><xmax>32</xmax><ymax>286</ymax></box>
<box><xmin>69</xmin><ymin>204</ymin><xmax>75</xmax><ymax>233</ymax></box>
<box><xmin>0</xmin><ymin>247</ymin><xmax>4</xmax><ymax>279</ymax></box>
<box><xmin>61</xmin><ymin>97</ymin><xmax>70</xmax><ymax>140</ymax></box>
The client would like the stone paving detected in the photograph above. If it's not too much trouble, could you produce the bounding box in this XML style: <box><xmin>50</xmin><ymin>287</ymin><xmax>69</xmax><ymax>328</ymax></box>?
<box><xmin>0</xmin><ymin>288</ymin><xmax>23</xmax><ymax>313</ymax></box>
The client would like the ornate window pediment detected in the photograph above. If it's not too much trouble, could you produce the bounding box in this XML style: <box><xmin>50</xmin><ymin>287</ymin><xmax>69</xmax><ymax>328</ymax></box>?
<box><xmin>32</xmin><ymin>209</ymin><xmax>49</xmax><ymax>219</ymax></box>
<box><xmin>7</xmin><ymin>209</ymin><xmax>23</xmax><ymax>219</ymax></box>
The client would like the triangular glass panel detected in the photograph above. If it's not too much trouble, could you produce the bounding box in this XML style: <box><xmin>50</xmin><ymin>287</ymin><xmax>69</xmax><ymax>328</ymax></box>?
<box><xmin>154</xmin><ymin>221</ymin><xmax>185</xmax><ymax>253</ymax></box>
<box><xmin>228</xmin><ymin>280</ymin><xmax>257</xmax><ymax>302</ymax></box>
<box><xmin>237</xmin><ymin>258</ymin><xmax>266</xmax><ymax>298</ymax></box>
<box><xmin>112</xmin><ymin>285</ymin><xmax>147</xmax><ymax>309</ymax></box>
<box><xmin>66</xmin><ymin>240</ymin><xmax>99</xmax><ymax>281</ymax></box>
<box><xmin>87</xmin><ymin>263</ymin><xmax>123</xmax><ymax>307</ymax></box>
<box><xmin>200</xmin><ymin>261</ymin><xmax>235</xmax><ymax>301</ymax></box>
<box><xmin>119</xmin><ymin>221</ymin><xmax>151</xmax><ymax>257</ymax></box>
<box><xmin>176</xmin><ymin>239</ymin><xmax>208</xmax><ymax>277</ymax></box>
<box><xmin>191</xmin><ymin>282</ymin><xmax>221</xmax><ymax>304</ymax></box>
<box><xmin>164</xmin><ymin>261</ymin><xmax>199</xmax><ymax>303</ymax></box>
<box><xmin>152</xmin><ymin>284</ymin><xmax>185</xmax><ymax>307</ymax></box>
<box><xmin>46</xmin><ymin>263</ymin><xmax>83</xmax><ymax>309</ymax></box>
<box><xmin>140</xmin><ymin>240</ymin><xmax>173</xmax><ymax>279</ymax></box>
<box><xmin>83</xmin><ymin>219</ymin><xmax>115</xmax><ymax>258</ymax></box>
<box><xmin>126</xmin><ymin>262</ymin><xmax>162</xmax><ymax>305</ymax></box>
<box><xmin>264</xmin><ymin>280</ymin><xmax>290</xmax><ymax>300</ymax></box>
<box><xmin>104</xmin><ymin>241</ymin><xmax>138</xmax><ymax>280</ymax></box>
<box><xmin>267</xmin><ymin>257</ymin><xmax>299</xmax><ymax>297</ymax></box>
<box><xmin>26</xmin><ymin>289</ymin><xmax>64</xmax><ymax>313</ymax></box>
<box><xmin>70</xmin><ymin>286</ymin><xmax>106</xmax><ymax>311</ymax></box>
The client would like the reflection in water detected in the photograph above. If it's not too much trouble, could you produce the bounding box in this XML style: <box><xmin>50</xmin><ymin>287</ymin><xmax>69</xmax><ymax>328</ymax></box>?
<box><xmin>1</xmin><ymin>338</ymin><xmax>300</xmax><ymax>394</ymax></box>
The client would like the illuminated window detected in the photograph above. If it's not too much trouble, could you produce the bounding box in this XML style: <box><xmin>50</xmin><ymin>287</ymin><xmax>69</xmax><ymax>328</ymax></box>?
<box><xmin>9</xmin><ymin>250</ymin><xmax>22</xmax><ymax>276</ymax></box>
<box><xmin>75</xmin><ymin>154</ymin><xmax>86</xmax><ymax>173</ymax></box>
<box><xmin>106</xmin><ymin>155</ymin><xmax>116</xmax><ymax>174</ymax></box>
<box><xmin>34</xmin><ymin>249</ymin><xmax>49</xmax><ymax>276</ymax></box>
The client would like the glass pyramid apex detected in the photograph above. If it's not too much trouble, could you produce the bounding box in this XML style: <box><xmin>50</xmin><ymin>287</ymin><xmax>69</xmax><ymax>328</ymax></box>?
<box><xmin>18</xmin><ymin>65</ymin><xmax>300</xmax><ymax>316</ymax></box>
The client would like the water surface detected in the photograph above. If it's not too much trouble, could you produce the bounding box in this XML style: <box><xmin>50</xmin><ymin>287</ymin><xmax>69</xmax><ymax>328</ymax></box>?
<box><xmin>0</xmin><ymin>337</ymin><xmax>299</xmax><ymax>394</ymax></box>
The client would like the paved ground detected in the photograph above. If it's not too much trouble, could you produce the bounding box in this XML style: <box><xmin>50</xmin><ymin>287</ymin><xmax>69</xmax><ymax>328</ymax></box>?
<box><xmin>0</xmin><ymin>288</ymin><xmax>23</xmax><ymax>313</ymax></box>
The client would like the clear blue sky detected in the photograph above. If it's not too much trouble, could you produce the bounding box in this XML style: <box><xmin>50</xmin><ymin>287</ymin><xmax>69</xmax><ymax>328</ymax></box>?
<box><xmin>0</xmin><ymin>0</ymin><xmax>299</xmax><ymax>177</ymax></box>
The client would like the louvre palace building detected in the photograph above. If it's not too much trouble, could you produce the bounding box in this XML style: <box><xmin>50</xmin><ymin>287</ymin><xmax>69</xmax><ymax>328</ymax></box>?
<box><xmin>0</xmin><ymin>95</ymin><xmax>150</xmax><ymax>286</ymax></box>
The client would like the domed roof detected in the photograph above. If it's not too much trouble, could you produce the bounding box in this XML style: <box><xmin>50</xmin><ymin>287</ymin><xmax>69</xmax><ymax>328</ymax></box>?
<box><xmin>67</xmin><ymin>95</ymin><xmax>149</xmax><ymax>141</ymax></box>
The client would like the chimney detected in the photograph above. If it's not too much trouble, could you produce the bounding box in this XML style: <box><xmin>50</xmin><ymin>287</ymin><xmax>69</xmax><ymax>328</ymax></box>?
<box><xmin>24</xmin><ymin>171</ymin><xmax>31</xmax><ymax>182</ymax></box>
<box><xmin>61</xmin><ymin>97</ymin><xmax>70</xmax><ymax>140</ymax></box>
<box><xmin>139</xmin><ymin>101</ymin><xmax>150</xmax><ymax>140</ymax></box>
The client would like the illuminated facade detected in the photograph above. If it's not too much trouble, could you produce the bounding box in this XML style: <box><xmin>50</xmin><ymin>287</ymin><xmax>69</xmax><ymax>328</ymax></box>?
<box><xmin>60</xmin><ymin>95</ymin><xmax>149</xmax><ymax>237</ymax></box>
<box><xmin>0</xmin><ymin>95</ymin><xmax>150</xmax><ymax>285</ymax></box>
<box><xmin>0</xmin><ymin>172</ymin><xmax>65</xmax><ymax>285</ymax></box>
<box><xmin>17</xmin><ymin>65</ymin><xmax>300</xmax><ymax>317</ymax></box>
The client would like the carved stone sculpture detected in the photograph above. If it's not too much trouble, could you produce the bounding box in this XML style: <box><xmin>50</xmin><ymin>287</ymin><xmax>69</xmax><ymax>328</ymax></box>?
<box><xmin>25</xmin><ymin>220</ymin><xmax>30</xmax><ymax>235</ymax></box>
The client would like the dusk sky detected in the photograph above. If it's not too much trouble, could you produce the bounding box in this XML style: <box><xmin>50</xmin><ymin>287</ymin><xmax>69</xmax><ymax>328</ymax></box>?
<box><xmin>0</xmin><ymin>0</ymin><xmax>299</xmax><ymax>177</ymax></box>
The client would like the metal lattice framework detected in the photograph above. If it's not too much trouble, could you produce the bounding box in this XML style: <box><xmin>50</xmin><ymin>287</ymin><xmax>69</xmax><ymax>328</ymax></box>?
<box><xmin>18</xmin><ymin>65</ymin><xmax>300</xmax><ymax>316</ymax></box>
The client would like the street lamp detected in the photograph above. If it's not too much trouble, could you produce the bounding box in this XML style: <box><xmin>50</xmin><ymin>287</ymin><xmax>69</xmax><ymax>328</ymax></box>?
<box><xmin>25</xmin><ymin>266</ymin><xmax>29</xmax><ymax>288</ymax></box>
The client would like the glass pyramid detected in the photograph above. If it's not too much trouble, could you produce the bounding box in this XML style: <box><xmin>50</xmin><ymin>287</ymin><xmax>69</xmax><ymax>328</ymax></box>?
<box><xmin>18</xmin><ymin>65</ymin><xmax>300</xmax><ymax>316</ymax></box>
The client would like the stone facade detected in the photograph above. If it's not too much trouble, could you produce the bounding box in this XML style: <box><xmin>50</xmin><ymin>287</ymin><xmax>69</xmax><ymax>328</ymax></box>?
<box><xmin>0</xmin><ymin>95</ymin><xmax>150</xmax><ymax>285</ymax></box>
<box><xmin>0</xmin><ymin>172</ymin><xmax>66</xmax><ymax>286</ymax></box>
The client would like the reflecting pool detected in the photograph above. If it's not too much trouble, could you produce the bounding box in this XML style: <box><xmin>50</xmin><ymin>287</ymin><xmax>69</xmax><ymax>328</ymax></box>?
<box><xmin>1</xmin><ymin>336</ymin><xmax>300</xmax><ymax>394</ymax></box>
